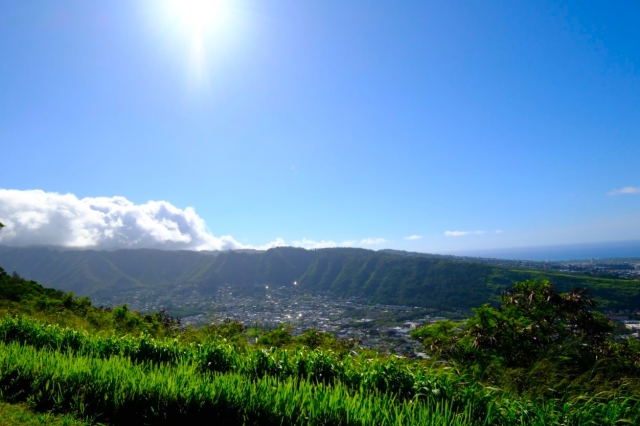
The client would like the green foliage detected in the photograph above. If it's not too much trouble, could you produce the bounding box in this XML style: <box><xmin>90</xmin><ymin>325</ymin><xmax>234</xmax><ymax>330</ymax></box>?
<box><xmin>0</xmin><ymin>267</ymin><xmax>181</xmax><ymax>338</ymax></box>
<box><xmin>1</xmin><ymin>317</ymin><xmax>640</xmax><ymax>424</ymax></box>
<box><xmin>296</xmin><ymin>328</ymin><xmax>358</xmax><ymax>355</ymax></box>
<box><xmin>465</xmin><ymin>280</ymin><xmax>613</xmax><ymax>369</ymax></box>
<box><xmin>192</xmin><ymin>318</ymin><xmax>249</xmax><ymax>347</ymax></box>
<box><xmin>0</xmin><ymin>341</ymin><xmax>484</xmax><ymax>426</ymax></box>
<box><xmin>204</xmin><ymin>318</ymin><xmax>248</xmax><ymax>339</ymax></box>
<box><xmin>0</xmin><ymin>317</ymin><xmax>495</xmax><ymax>423</ymax></box>
<box><xmin>256</xmin><ymin>324</ymin><xmax>360</xmax><ymax>354</ymax></box>
<box><xmin>0</xmin><ymin>401</ymin><xmax>89</xmax><ymax>426</ymax></box>
<box><xmin>410</xmin><ymin>320</ymin><xmax>464</xmax><ymax>361</ymax></box>
<box><xmin>413</xmin><ymin>280</ymin><xmax>616</xmax><ymax>368</ymax></box>
<box><xmin>257</xmin><ymin>323</ymin><xmax>294</xmax><ymax>347</ymax></box>
<box><xmin>411</xmin><ymin>280</ymin><xmax>640</xmax><ymax>398</ymax></box>
<box><xmin>0</xmin><ymin>316</ymin><xmax>437</xmax><ymax>399</ymax></box>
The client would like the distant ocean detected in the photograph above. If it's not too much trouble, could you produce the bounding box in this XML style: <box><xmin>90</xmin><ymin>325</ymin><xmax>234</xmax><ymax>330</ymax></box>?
<box><xmin>450</xmin><ymin>240</ymin><xmax>640</xmax><ymax>261</ymax></box>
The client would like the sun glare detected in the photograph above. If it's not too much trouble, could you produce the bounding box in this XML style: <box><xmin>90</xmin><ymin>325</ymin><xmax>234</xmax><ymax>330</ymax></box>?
<box><xmin>171</xmin><ymin>0</ymin><xmax>224</xmax><ymax>33</ymax></box>
<box><xmin>157</xmin><ymin>0</ymin><xmax>240</xmax><ymax>88</ymax></box>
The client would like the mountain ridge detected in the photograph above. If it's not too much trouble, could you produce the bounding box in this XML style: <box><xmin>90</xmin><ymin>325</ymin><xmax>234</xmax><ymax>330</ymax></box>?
<box><xmin>0</xmin><ymin>246</ymin><xmax>638</xmax><ymax>310</ymax></box>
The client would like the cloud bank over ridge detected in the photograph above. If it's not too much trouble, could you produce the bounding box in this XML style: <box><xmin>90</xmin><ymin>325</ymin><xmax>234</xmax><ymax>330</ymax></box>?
<box><xmin>0</xmin><ymin>189</ymin><xmax>245</xmax><ymax>250</ymax></box>
<box><xmin>0</xmin><ymin>189</ymin><xmax>386</xmax><ymax>251</ymax></box>
<box><xmin>290</xmin><ymin>238</ymin><xmax>388</xmax><ymax>250</ymax></box>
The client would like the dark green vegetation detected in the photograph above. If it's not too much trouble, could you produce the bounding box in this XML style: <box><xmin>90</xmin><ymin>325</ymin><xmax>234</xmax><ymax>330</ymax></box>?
<box><xmin>0</xmin><ymin>401</ymin><xmax>87</xmax><ymax>426</ymax></box>
<box><xmin>0</xmin><ymin>267</ymin><xmax>182</xmax><ymax>337</ymax></box>
<box><xmin>1</xmin><ymin>246</ymin><xmax>639</xmax><ymax>311</ymax></box>
<box><xmin>412</xmin><ymin>280</ymin><xmax>640</xmax><ymax>399</ymax></box>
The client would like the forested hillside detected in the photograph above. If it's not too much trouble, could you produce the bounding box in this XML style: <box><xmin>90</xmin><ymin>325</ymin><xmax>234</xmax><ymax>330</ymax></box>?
<box><xmin>1</xmin><ymin>246</ymin><xmax>638</xmax><ymax>310</ymax></box>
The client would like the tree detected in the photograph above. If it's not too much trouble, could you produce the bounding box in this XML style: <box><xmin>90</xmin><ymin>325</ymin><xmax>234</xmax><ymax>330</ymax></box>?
<box><xmin>412</xmin><ymin>280</ymin><xmax>614</xmax><ymax>369</ymax></box>
<box><xmin>295</xmin><ymin>328</ymin><xmax>359</xmax><ymax>354</ymax></box>
<box><xmin>202</xmin><ymin>318</ymin><xmax>247</xmax><ymax>342</ymax></box>
<box><xmin>257</xmin><ymin>323</ymin><xmax>293</xmax><ymax>348</ymax></box>
<box><xmin>409</xmin><ymin>319</ymin><xmax>463</xmax><ymax>361</ymax></box>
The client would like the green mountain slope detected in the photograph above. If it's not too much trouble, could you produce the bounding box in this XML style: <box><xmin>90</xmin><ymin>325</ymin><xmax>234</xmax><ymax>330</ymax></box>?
<box><xmin>0</xmin><ymin>246</ymin><xmax>638</xmax><ymax>310</ymax></box>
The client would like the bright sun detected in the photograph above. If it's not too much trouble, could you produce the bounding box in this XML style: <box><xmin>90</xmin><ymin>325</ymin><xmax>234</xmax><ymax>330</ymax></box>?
<box><xmin>158</xmin><ymin>0</ymin><xmax>239</xmax><ymax>87</ymax></box>
<box><xmin>170</xmin><ymin>0</ymin><xmax>225</xmax><ymax>33</ymax></box>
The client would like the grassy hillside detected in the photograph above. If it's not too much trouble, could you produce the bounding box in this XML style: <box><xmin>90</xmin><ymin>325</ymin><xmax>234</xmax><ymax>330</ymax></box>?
<box><xmin>1</xmin><ymin>246</ymin><xmax>639</xmax><ymax>310</ymax></box>
<box><xmin>0</xmin><ymin>291</ymin><xmax>638</xmax><ymax>425</ymax></box>
<box><xmin>0</xmin><ymin>266</ymin><xmax>182</xmax><ymax>337</ymax></box>
<box><xmin>0</xmin><ymin>265</ymin><xmax>639</xmax><ymax>425</ymax></box>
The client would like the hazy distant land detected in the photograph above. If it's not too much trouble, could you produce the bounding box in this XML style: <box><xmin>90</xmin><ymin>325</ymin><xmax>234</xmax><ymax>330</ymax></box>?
<box><xmin>449</xmin><ymin>239</ymin><xmax>640</xmax><ymax>261</ymax></box>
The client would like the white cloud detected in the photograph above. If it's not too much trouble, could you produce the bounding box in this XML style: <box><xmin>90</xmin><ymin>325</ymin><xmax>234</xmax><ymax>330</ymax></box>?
<box><xmin>404</xmin><ymin>235</ymin><xmax>422</xmax><ymax>240</ymax></box>
<box><xmin>444</xmin><ymin>230</ymin><xmax>485</xmax><ymax>237</ymax></box>
<box><xmin>253</xmin><ymin>238</ymin><xmax>287</xmax><ymax>250</ymax></box>
<box><xmin>0</xmin><ymin>189</ymin><xmax>390</xmax><ymax>251</ymax></box>
<box><xmin>608</xmin><ymin>186</ymin><xmax>640</xmax><ymax>195</ymax></box>
<box><xmin>0</xmin><ymin>189</ymin><xmax>246</xmax><ymax>250</ymax></box>
<box><xmin>359</xmin><ymin>237</ymin><xmax>387</xmax><ymax>245</ymax></box>
<box><xmin>494</xmin><ymin>230</ymin><xmax>504</xmax><ymax>234</ymax></box>
<box><xmin>291</xmin><ymin>238</ymin><xmax>339</xmax><ymax>249</ymax></box>
<box><xmin>290</xmin><ymin>237</ymin><xmax>388</xmax><ymax>249</ymax></box>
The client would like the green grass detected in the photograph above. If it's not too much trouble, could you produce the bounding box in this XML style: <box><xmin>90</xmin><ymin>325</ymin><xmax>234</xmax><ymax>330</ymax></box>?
<box><xmin>0</xmin><ymin>401</ymin><xmax>88</xmax><ymax>426</ymax></box>
<box><xmin>0</xmin><ymin>341</ymin><xmax>482</xmax><ymax>425</ymax></box>
<box><xmin>1</xmin><ymin>316</ymin><xmax>640</xmax><ymax>425</ymax></box>
<box><xmin>0</xmin><ymin>316</ymin><xmax>470</xmax><ymax>401</ymax></box>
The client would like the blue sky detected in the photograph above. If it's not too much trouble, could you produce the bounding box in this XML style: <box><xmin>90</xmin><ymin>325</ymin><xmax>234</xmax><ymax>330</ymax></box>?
<box><xmin>0</xmin><ymin>1</ymin><xmax>639</xmax><ymax>253</ymax></box>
